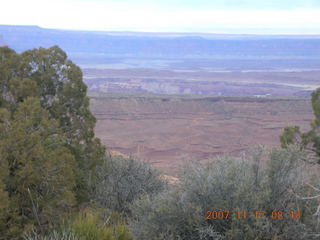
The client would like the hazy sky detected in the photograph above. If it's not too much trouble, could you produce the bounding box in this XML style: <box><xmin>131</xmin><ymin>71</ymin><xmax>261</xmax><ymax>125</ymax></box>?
<box><xmin>1</xmin><ymin>0</ymin><xmax>320</xmax><ymax>34</ymax></box>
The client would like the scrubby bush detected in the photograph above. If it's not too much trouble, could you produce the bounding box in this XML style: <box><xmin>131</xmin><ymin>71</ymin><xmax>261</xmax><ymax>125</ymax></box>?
<box><xmin>280</xmin><ymin>87</ymin><xmax>320</xmax><ymax>165</ymax></box>
<box><xmin>93</xmin><ymin>155</ymin><xmax>167</xmax><ymax>214</ymax></box>
<box><xmin>129</xmin><ymin>146</ymin><xmax>319</xmax><ymax>240</ymax></box>
<box><xmin>24</xmin><ymin>230</ymin><xmax>80</xmax><ymax>240</ymax></box>
<box><xmin>24</xmin><ymin>208</ymin><xmax>132</xmax><ymax>240</ymax></box>
<box><xmin>129</xmin><ymin>190</ymin><xmax>225</xmax><ymax>240</ymax></box>
<box><xmin>70</xmin><ymin>209</ymin><xmax>132</xmax><ymax>240</ymax></box>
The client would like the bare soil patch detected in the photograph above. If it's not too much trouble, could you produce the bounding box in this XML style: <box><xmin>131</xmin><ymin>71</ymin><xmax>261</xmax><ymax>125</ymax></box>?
<box><xmin>91</xmin><ymin>95</ymin><xmax>313</xmax><ymax>176</ymax></box>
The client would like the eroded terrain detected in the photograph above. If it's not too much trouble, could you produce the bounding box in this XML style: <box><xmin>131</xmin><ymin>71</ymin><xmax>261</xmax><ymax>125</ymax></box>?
<box><xmin>84</xmin><ymin>68</ymin><xmax>320</xmax><ymax>97</ymax></box>
<box><xmin>91</xmin><ymin>94</ymin><xmax>313</xmax><ymax>175</ymax></box>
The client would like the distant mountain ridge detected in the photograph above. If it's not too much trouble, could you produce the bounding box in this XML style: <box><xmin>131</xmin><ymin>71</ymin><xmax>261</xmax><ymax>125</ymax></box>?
<box><xmin>1</xmin><ymin>25</ymin><xmax>320</xmax><ymax>58</ymax></box>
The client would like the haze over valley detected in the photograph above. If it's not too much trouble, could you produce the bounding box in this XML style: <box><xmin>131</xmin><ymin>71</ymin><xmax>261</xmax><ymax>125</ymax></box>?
<box><xmin>1</xmin><ymin>25</ymin><xmax>320</xmax><ymax>97</ymax></box>
<box><xmin>3</xmin><ymin>0</ymin><xmax>320</xmax><ymax>238</ymax></box>
<box><xmin>1</xmin><ymin>24</ymin><xmax>319</xmax><ymax>174</ymax></box>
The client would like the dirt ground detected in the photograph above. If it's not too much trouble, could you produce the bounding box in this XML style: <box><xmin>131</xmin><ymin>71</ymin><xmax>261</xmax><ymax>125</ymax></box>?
<box><xmin>91</xmin><ymin>95</ymin><xmax>313</xmax><ymax>176</ymax></box>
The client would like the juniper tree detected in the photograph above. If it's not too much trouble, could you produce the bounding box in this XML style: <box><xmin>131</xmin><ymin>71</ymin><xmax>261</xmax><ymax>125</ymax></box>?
<box><xmin>281</xmin><ymin>88</ymin><xmax>320</xmax><ymax>164</ymax></box>
<box><xmin>0</xmin><ymin>98</ymin><xmax>77</xmax><ymax>238</ymax></box>
<box><xmin>0</xmin><ymin>46</ymin><xmax>106</xmax><ymax>237</ymax></box>
<box><xmin>0</xmin><ymin>46</ymin><xmax>105</xmax><ymax>201</ymax></box>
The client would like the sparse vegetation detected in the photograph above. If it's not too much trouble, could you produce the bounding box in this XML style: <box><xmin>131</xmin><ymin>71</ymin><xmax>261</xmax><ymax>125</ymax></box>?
<box><xmin>24</xmin><ymin>209</ymin><xmax>132</xmax><ymax>240</ymax></box>
<box><xmin>93</xmin><ymin>155</ymin><xmax>167</xmax><ymax>214</ymax></box>
<box><xmin>0</xmin><ymin>46</ymin><xmax>105</xmax><ymax>238</ymax></box>
<box><xmin>1</xmin><ymin>45</ymin><xmax>319</xmax><ymax>239</ymax></box>
<box><xmin>129</xmin><ymin>146</ymin><xmax>320</xmax><ymax>240</ymax></box>
<box><xmin>281</xmin><ymin>88</ymin><xmax>320</xmax><ymax>164</ymax></box>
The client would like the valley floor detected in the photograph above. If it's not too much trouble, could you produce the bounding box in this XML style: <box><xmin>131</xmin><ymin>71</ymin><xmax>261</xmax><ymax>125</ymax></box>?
<box><xmin>91</xmin><ymin>94</ymin><xmax>313</xmax><ymax>175</ymax></box>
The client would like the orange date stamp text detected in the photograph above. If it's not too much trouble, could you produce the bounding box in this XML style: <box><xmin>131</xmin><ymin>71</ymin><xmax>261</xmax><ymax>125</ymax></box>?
<box><xmin>206</xmin><ymin>210</ymin><xmax>300</xmax><ymax>220</ymax></box>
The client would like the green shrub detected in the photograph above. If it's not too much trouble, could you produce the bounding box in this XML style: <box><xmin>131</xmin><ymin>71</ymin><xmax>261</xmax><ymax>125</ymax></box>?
<box><xmin>24</xmin><ymin>230</ymin><xmax>81</xmax><ymax>240</ymax></box>
<box><xmin>129</xmin><ymin>190</ymin><xmax>225</xmax><ymax>240</ymax></box>
<box><xmin>0</xmin><ymin>46</ymin><xmax>106</xmax><ymax>238</ymax></box>
<box><xmin>129</xmin><ymin>146</ymin><xmax>318</xmax><ymax>240</ymax></box>
<box><xmin>93</xmin><ymin>155</ymin><xmax>167</xmax><ymax>214</ymax></box>
<box><xmin>71</xmin><ymin>209</ymin><xmax>132</xmax><ymax>240</ymax></box>
<box><xmin>24</xmin><ymin>209</ymin><xmax>132</xmax><ymax>240</ymax></box>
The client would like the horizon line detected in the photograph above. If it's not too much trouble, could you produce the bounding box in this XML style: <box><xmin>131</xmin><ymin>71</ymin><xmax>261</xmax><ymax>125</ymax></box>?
<box><xmin>1</xmin><ymin>24</ymin><xmax>320</xmax><ymax>36</ymax></box>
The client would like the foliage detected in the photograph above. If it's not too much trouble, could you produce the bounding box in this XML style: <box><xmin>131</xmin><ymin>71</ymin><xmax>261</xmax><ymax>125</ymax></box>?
<box><xmin>280</xmin><ymin>126</ymin><xmax>302</xmax><ymax>148</ymax></box>
<box><xmin>24</xmin><ymin>230</ymin><xmax>81</xmax><ymax>240</ymax></box>
<box><xmin>129</xmin><ymin>190</ymin><xmax>211</xmax><ymax>240</ymax></box>
<box><xmin>129</xmin><ymin>146</ymin><xmax>318</xmax><ymax>240</ymax></box>
<box><xmin>0</xmin><ymin>98</ymin><xmax>77</xmax><ymax>238</ymax></box>
<box><xmin>93</xmin><ymin>155</ymin><xmax>167</xmax><ymax>214</ymax></box>
<box><xmin>0</xmin><ymin>46</ymin><xmax>106</xmax><ymax>238</ymax></box>
<box><xmin>71</xmin><ymin>208</ymin><xmax>132</xmax><ymax>240</ymax></box>
<box><xmin>0</xmin><ymin>114</ymin><xmax>9</xmax><ymax>233</ymax></box>
<box><xmin>2</xmin><ymin>44</ymin><xmax>319</xmax><ymax>240</ymax></box>
<box><xmin>0</xmin><ymin>169</ymin><xmax>9</xmax><ymax>235</ymax></box>
<box><xmin>280</xmin><ymin>88</ymin><xmax>320</xmax><ymax>164</ymax></box>
<box><xmin>280</xmin><ymin>88</ymin><xmax>320</xmax><ymax>232</ymax></box>
<box><xmin>24</xmin><ymin>209</ymin><xmax>132</xmax><ymax>240</ymax></box>
<box><xmin>0</xmin><ymin>46</ymin><xmax>105</xmax><ymax>202</ymax></box>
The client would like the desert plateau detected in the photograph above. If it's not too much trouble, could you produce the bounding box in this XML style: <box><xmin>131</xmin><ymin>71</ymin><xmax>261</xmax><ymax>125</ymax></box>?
<box><xmin>91</xmin><ymin>93</ymin><xmax>313</xmax><ymax>175</ymax></box>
